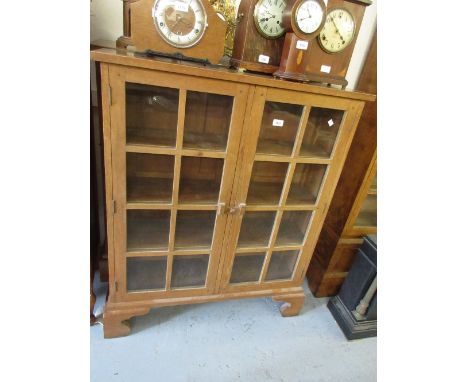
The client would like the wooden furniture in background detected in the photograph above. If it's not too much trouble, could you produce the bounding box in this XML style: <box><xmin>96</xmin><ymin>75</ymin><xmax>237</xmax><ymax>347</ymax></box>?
<box><xmin>306</xmin><ymin>29</ymin><xmax>376</xmax><ymax>297</ymax></box>
<box><xmin>91</xmin><ymin>47</ymin><xmax>374</xmax><ymax>338</ymax></box>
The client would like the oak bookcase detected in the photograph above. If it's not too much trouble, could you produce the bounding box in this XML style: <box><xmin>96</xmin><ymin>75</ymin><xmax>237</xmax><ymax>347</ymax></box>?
<box><xmin>91</xmin><ymin>48</ymin><xmax>374</xmax><ymax>338</ymax></box>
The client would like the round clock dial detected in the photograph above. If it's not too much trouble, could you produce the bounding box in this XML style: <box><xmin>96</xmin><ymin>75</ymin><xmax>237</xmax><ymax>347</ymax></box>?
<box><xmin>152</xmin><ymin>0</ymin><xmax>207</xmax><ymax>48</ymax></box>
<box><xmin>294</xmin><ymin>0</ymin><xmax>324</xmax><ymax>35</ymax></box>
<box><xmin>254</xmin><ymin>0</ymin><xmax>287</xmax><ymax>39</ymax></box>
<box><xmin>319</xmin><ymin>8</ymin><xmax>355</xmax><ymax>53</ymax></box>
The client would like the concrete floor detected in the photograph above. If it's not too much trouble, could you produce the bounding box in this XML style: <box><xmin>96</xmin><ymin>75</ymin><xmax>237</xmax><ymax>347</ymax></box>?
<box><xmin>91</xmin><ymin>276</ymin><xmax>376</xmax><ymax>382</ymax></box>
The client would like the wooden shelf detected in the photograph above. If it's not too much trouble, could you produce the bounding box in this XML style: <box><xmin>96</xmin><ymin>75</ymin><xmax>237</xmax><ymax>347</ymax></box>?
<box><xmin>171</xmin><ymin>255</ymin><xmax>209</xmax><ymax>288</ymax></box>
<box><xmin>286</xmin><ymin>185</ymin><xmax>318</xmax><ymax>205</ymax></box>
<box><xmin>229</xmin><ymin>253</ymin><xmax>266</xmax><ymax>284</ymax></box>
<box><xmin>127</xmin><ymin>177</ymin><xmax>173</xmax><ymax>204</ymax></box>
<box><xmin>178</xmin><ymin>179</ymin><xmax>220</xmax><ymax>205</ymax></box>
<box><xmin>247</xmin><ymin>181</ymin><xmax>284</xmax><ymax>205</ymax></box>
<box><xmin>183</xmin><ymin>131</ymin><xmax>227</xmax><ymax>152</ymax></box>
<box><xmin>127</xmin><ymin>126</ymin><xmax>176</xmax><ymax>148</ymax></box>
<box><xmin>127</xmin><ymin>210</ymin><xmax>170</xmax><ymax>252</ymax></box>
<box><xmin>265</xmin><ymin>250</ymin><xmax>299</xmax><ymax>281</ymax></box>
<box><xmin>237</xmin><ymin>212</ymin><xmax>276</xmax><ymax>248</ymax></box>
<box><xmin>354</xmin><ymin>194</ymin><xmax>377</xmax><ymax>227</ymax></box>
<box><xmin>276</xmin><ymin>211</ymin><xmax>312</xmax><ymax>246</ymax></box>
<box><xmin>174</xmin><ymin>211</ymin><xmax>216</xmax><ymax>250</ymax></box>
<box><xmin>298</xmin><ymin>145</ymin><xmax>331</xmax><ymax>159</ymax></box>
<box><xmin>256</xmin><ymin>140</ymin><xmax>295</xmax><ymax>157</ymax></box>
<box><xmin>354</xmin><ymin>212</ymin><xmax>376</xmax><ymax>228</ymax></box>
<box><xmin>127</xmin><ymin>256</ymin><xmax>167</xmax><ymax>291</ymax></box>
<box><xmin>179</xmin><ymin>156</ymin><xmax>223</xmax><ymax>205</ymax></box>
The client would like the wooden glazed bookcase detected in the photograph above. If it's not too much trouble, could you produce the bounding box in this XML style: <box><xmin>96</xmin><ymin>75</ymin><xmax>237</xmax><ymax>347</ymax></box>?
<box><xmin>91</xmin><ymin>48</ymin><xmax>374</xmax><ymax>338</ymax></box>
<box><xmin>306</xmin><ymin>30</ymin><xmax>377</xmax><ymax>297</ymax></box>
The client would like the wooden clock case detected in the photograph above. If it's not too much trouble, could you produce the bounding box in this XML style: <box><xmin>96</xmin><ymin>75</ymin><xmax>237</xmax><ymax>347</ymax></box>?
<box><xmin>116</xmin><ymin>0</ymin><xmax>227</xmax><ymax>64</ymax></box>
<box><xmin>303</xmin><ymin>0</ymin><xmax>372</xmax><ymax>87</ymax></box>
<box><xmin>274</xmin><ymin>0</ymin><xmax>326</xmax><ymax>82</ymax></box>
<box><xmin>231</xmin><ymin>0</ymin><xmax>287</xmax><ymax>73</ymax></box>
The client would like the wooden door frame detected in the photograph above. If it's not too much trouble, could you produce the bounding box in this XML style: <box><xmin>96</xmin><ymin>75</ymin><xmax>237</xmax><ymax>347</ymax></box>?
<box><xmin>217</xmin><ymin>86</ymin><xmax>365</xmax><ymax>293</ymax></box>
<box><xmin>107</xmin><ymin>64</ymin><xmax>249</xmax><ymax>302</ymax></box>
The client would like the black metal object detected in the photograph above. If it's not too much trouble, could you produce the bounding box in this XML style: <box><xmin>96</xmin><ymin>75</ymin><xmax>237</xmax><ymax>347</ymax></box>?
<box><xmin>135</xmin><ymin>50</ymin><xmax>211</xmax><ymax>65</ymax></box>
<box><xmin>328</xmin><ymin>235</ymin><xmax>377</xmax><ymax>340</ymax></box>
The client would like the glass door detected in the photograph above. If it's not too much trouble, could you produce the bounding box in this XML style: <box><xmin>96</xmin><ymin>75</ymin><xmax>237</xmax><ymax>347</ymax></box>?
<box><xmin>349</xmin><ymin>155</ymin><xmax>377</xmax><ymax>235</ymax></box>
<box><xmin>219</xmin><ymin>87</ymin><xmax>355</xmax><ymax>291</ymax></box>
<box><xmin>109</xmin><ymin>66</ymin><xmax>248</xmax><ymax>299</ymax></box>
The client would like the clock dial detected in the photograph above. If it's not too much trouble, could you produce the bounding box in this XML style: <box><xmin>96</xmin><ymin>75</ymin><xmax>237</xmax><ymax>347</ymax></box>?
<box><xmin>153</xmin><ymin>0</ymin><xmax>207</xmax><ymax>48</ymax></box>
<box><xmin>294</xmin><ymin>0</ymin><xmax>324</xmax><ymax>35</ymax></box>
<box><xmin>318</xmin><ymin>8</ymin><xmax>355</xmax><ymax>53</ymax></box>
<box><xmin>254</xmin><ymin>0</ymin><xmax>287</xmax><ymax>39</ymax></box>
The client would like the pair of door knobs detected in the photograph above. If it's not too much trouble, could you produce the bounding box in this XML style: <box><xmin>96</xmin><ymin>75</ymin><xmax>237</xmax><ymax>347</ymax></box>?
<box><xmin>217</xmin><ymin>203</ymin><xmax>246</xmax><ymax>216</ymax></box>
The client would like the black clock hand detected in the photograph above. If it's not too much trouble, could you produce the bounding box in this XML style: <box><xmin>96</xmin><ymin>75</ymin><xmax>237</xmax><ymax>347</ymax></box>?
<box><xmin>331</xmin><ymin>16</ymin><xmax>345</xmax><ymax>42</ymax></box>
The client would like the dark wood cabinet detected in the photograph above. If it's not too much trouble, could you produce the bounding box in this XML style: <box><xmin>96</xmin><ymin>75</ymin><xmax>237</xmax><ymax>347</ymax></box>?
<box><xmin>306</xmin><ymin>30</ymin><xmax>376</xmax><ymax>296</ymax></box>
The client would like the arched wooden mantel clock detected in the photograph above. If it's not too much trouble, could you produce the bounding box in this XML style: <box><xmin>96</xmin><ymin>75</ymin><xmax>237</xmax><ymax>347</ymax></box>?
<box><xmin>273</xmin><ymin>0</ymin><xmax>327</xmax><ymax>81</ymax></box>
<box><xmin>231</xmin><ymin>0</ymin><xmax>290</xmax><ymax>73</ymax></box>
<box><xmin>303</xmin><ymin>0</ymin><xmax>372</xmax><ymax>88</ymax></box>
<box><xmin>116</xmin><ymin>0</ymin><xmax>227</xmax><ymax>64</ymax></box>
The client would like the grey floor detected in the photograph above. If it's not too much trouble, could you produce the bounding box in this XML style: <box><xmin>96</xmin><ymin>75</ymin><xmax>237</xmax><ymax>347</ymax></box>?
<box><xmin>91</xmin><ymin>275</ymin><xmax>376</xmax><ymax>382</ymax></box>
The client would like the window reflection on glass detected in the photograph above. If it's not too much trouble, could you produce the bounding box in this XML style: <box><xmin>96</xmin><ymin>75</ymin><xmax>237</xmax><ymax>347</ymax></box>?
<box><xmin>300</xmin><ymin>107</ymin><xmax>344</xmax><ymax>158</ymax></box>
<box><xmin>126</xmin><ymin>83</ymin><xmax>179</xmax><ymax>148</ymax></box>
<box><xmin>256</xmin><ymin>101</ymin><xmax>304</xmax><ymax>156</ymax></box>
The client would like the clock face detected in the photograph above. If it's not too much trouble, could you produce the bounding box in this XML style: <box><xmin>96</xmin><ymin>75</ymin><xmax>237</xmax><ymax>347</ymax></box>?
<box><xmin>254</xmin><ymin>0</ymin><xmax>287</xmax><ymax>39</ymax></box>
<box><xmin>294</xmin><ymin>0</ymin><xmax>324</xmax><ymax>35</ymax></box>
<box><xmin>152</xmin><ymin>0</ymin><xmax>207</xmax><ymax>48</ymax></box>
<box><xmin>318</xmin><ymin>8</ymin><xmax>355</xmax><ymax>53</ymax></box>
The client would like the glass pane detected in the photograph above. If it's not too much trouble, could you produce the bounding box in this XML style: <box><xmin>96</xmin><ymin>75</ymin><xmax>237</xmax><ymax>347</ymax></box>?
<box><xmin>127</xmin><ymin>153</ymin><xmax>174</xmax><ymax>203</ymax></box>
<box><xmin>265</xmin><ymin>250</ymin><xmax>299</xmax><ymax>281</ymax></box>
<box><xmin>276</xmin><ymin>211</ymin><xmax>313</xmax><ymax>246</ymax></box>
<box><xmin>127</xmin><ymin>256</ymin><xmax>167</xmax><ymax>291</ymax></box>
<box><xmin>127</xmin><ymin>210</ymin><xmax>170</xmax><ymax>251</ymax></box>
<box><xmin>183</xmin><ymin>91</ymin><xmax>233</xmax><ymax>151</ymax></box>
<box><xmin>370</xmin><ymin>174</ymin><xmax>377</xmax><ymax>192</ymax></box>
<box><xmin>230</xmin><ymin>253</ymin><xmax>265</xmax><ymax>284</ymax></box>
<box><xmin>171</xmin><ymin>255</ymin><xmax>209</xmax><ymax>288</ymax></box>
<box><xmin>300</xmin><ymin>107</ymin><xmax>344</xmax><ymax>158</ymax></box>
<box><xmin>237</xmin><ymin>211</ymin><xmax>276</xmax><ymax>248</ymax></box>
<box><xmin>175</xmin><ymin>211</ymin><xmax>216</xmax><ymax>250</ymax></box>
<box><xmin>126</xmin><ymin>83</ymin><xmax>178</xmax><ymax>148</ymax></box>
<box><xmin>247</xmin><ymin>161</ymin><xmax>288</xmax><ymax>205</ymax></box>
<box><xmin>286</xmin><ymin>164</ymin><xmax>327</xmax><ymax>205</ymax></box>
<box><xmin>355</xmin><ymin>194</ymin><xmax>377</xmax><ymax>227</ymax></box>
<box><xmin>179</xmin><ymin>157</ymin><xmax>223</xmax><ymax>204</ymax></box>
<box><xmin>256</xmin><ymin>101</ymin><xmax>304</xmax><ymax>156</ymax></box>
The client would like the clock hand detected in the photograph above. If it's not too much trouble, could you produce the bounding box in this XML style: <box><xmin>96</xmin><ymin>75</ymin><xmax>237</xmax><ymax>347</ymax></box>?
<box><xmin>330</xmin><ymin>16</ymin><xmax>345</xmax><ymax>42</ymax></box>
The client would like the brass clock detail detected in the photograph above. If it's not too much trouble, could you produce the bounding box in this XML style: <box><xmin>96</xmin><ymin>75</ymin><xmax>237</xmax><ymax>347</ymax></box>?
<box><xmin>153</xmin><ymin>0</ymin><xmax>208</xmax><ymax>48</ymax></box>
<box><xmin>253</xmin><ymin>0</ymin><xmax>287</xmax><ymax>39</ymax></box>
<box><xmin>318</xmin><ymin>8</ymin><xmax>355</xmax><ymax>53</ymax></box>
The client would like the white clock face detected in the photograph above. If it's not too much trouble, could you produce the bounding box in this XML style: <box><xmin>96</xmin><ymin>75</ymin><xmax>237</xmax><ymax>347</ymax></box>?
<box><xmin>254</xmin><ymin>0</ymin><xmax>287</xmax><ymax>39</ymax></box>
<box><xmin>295</xmin><ymin>0</ymin><xmax>324</xmax><ymax>35</ymax></box>
<box><xmin>319</xmin><ymin>8</ymin><xmax>355</xmax><ymax>53</ymax></box>
<box><xmin>152</xmin><ymin>0</ymin><xmax>207</xmax><ymax>48</ymax></box>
